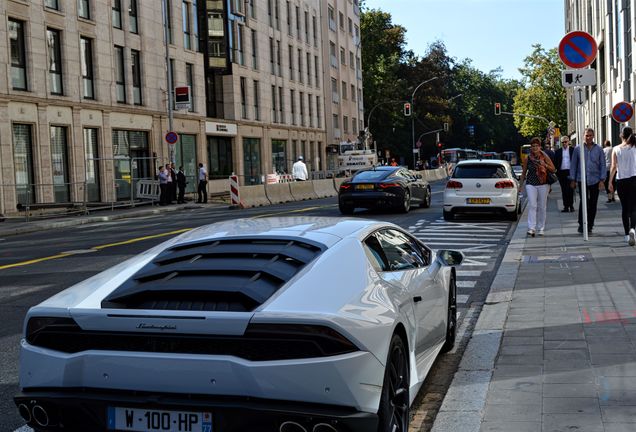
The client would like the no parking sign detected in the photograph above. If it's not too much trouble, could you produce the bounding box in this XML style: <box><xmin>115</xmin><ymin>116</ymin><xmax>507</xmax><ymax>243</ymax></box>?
<box><xmin>612</xmin><ymin>102</ymin><xmax>634</xmax><ymax>123</ymax></box>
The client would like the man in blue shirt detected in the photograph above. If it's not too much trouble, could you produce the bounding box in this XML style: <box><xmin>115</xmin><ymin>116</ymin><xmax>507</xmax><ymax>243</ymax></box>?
<box><xmin>570</xmin><ymin>128</ymin><xmax>606</xmax><ymax>233</ymax></box>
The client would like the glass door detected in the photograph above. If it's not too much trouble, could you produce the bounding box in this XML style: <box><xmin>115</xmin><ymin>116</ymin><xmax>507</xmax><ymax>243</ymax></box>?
<box><xmin>176</xmin><ymin>134</ymin><xmax>197</xmax><ymax>192</ymax></box>
<box><xmin>84</xmin><ymin>128</ymin><xmax>101</xmax><ymax>202</ymax></box>
<box><xmin>243</xmin><ymin>138</ymin><xmax>261</xmax><ymax>184</ymax></box>
<box><xmin>50</xmin><ymin>126</ymin><xmax>70</xmax><ymax>203</ymax></box>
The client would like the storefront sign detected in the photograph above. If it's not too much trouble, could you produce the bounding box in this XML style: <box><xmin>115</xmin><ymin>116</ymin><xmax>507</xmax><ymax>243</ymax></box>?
<box><xmin>205</xmin><ymin>121</ymin><xmax>237</xmax><ymax>136</ymax></box>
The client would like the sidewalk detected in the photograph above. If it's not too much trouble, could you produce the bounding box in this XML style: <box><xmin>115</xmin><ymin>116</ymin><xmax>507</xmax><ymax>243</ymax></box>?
<box><xmin>0</xmin><ymin>201</ymin><xmax>225</xmax><ymax>237</ymax></box>
<box><xmin>432</xmin><ymin>187</ymin><xmax>636</xmax><ymax>432</ymax></box>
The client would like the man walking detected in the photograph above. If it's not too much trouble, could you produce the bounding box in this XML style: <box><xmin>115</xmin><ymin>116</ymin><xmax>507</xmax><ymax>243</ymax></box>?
<box><xmin>197</xmin><ymin>162</ymin><xmax>208</xmax><ymax>203</ymax></box>
<box><xmin>177</xmin><ymin>166</ymin><xmax>187</xmax><ymax>204</ymax></box>
<box><xmin>555</xmin><ymin>135</ymin><xmax>575</xmax><ymax>212</ymax></box>
<box><xmin>292</xmin><ymin>156</ymin><xmax>308</xmax><ymax>181</ymax></box>
<box><xmin>570</xmin><ymin>128</ymin><xmax>606</xmax><ymax>234</ymax></box>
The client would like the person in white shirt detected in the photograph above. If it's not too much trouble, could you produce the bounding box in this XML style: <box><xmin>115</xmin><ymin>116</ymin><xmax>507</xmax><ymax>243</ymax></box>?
<box><xmin>292</xmin><ymin>156</ymin><xmax>308</xmax><ymax>181</ymax></box>
<box><xmin>609</xmin><ymin>127</ymin><xmax>636</xmax><ymax>245</ymax></box>
<box><xmin>603</xmin><ymin>140</ymin><xmax>615</xmax><ymax>202</ymax></box>
<box><xmin>197</xmin><ymin>163</ymin><xmax>208</xmax><ymax>203</ymax></box>
<box><xmin>555</xmin><ymin>136</ymin><xmax>575</xmax><ymax>212</ymax></box>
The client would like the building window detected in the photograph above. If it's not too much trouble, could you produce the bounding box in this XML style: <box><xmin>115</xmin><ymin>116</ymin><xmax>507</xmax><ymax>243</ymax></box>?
<box><xmin>316</xmin><ymin>96</ymin><xmax>321</xmax><ymax>128</ymax></box>
<box><xmin>268</xmin><ymin>0</ymin><xmax>272</xmax><ymax>26</ymax></box>
<box><xmin>251</xmin><ymin>30</ymin><xmax>258</xmax><ymax>69</ymax></box>
<box><xmin>269</xmin><ymin>37</ymin><xmax>274</xmax><ymax>74</ymax></box>
<box><xmin>339</xmin><ymin>12</ymin><xmax>344</xmax><ymax>30</ymax></box>
<box><xmin>9</xmin><ymin>19</ymin><xmax>28</xmax><ymax>91</ymax></box>
<box><xmin>352</xmin><ymin>117</ymin><xmax>357</xmax><ymax>134</ymax></box>
<box><xmin>331</xmin><ymin>78</ymin><xmax>339</xmax><ymax>103</ymax></box>
<box><xmin>299</xmin><ymin>91</ymin><xmax>305</xmax><ymax>126</ymax></box>
<box><xmin>348</xmin><ymin>17</ymin><xmax>353</xmax><ymax>34</ymax></box>
<box><xmin>114</xmin><ymin>45</ymin><xmax>126</xmax><ymax>102</ymax></box>
<box><xmin>169</xmin><ymin>58</ymin><xmax>175</xmax><ymax>94</ymax></box>
<box><xmin>243</xmin><ymin>138</ymin><xmax>261</xmax><ymax>184</ymax></box>
<box><xmin>235</xmin><ymin>23</ymin><xmax>245</xmax><ymax>65</ymax></box>
<box><xmin>278</xmin><ymin>86</ymin><xmax>284</xmax><ymax>123</ymax></box>
<box><xmin>314</xmin><ymin>55</ymin><xmax>319</xmax><ymax>88</ymax></box>
<box><xmin>249</xmin><ymin>0</ymin><xmax>256</xmax><ymax>19</ymax></box>
<box><xmin>312</xmin><ymin>15</ymin><xmax>317</xmax><ymax>46</ymax></box>
<box><xmin>351</xmin><ymin>84</ymin><xmax>355</xmax><ymax>102</ymax></box>
<box><xmin>343</xmin><ymin>116</ymin><xmax>349</xmax><ymax>133</ymax></box>
<box><xmin>286</xmin><ymin>1</ymin><xmax>292</xmax><ymax>35</ymax></box>
<box><xmin>166</xmin><ymin>0</ymin><xmax>173</xmax><ymax>44</ymax></box>
<box><xmin>192</xmin><ymin>0</ymin><xmax>199</xmax><ymax>51</ymax></box>
<box><xmin>298</xmin><ymin>48</ymin><xmax>303</xmax><ymax>83</ymax></box>
<box><xmin>308</xmin><ymin>94</ymin><xmax>313</xmax><ymax>127</ymax></box>
<box><xmin>328</xmin><ymin>6</ymin><xmax>336</xmax><ymax>31</ymax></box>
<box><xmin>350</xmin><ymin>51</ymin><xmax>355</xmax><ymax>68</ymax></box>
<box><xmin>45</xmin><ymin>0</ymin><xmax>60</xmax><ymax>10</ymax></box>
<box><xmin>230</xmin><ymin>0</ymin><xmax>244</xmax><ymax>15</ymax></box>
<box><xmin>112</xmin><ymin>130</ymin><xmax>150</xmax><ymax>200</ymax></box>
<box><xmin>276</xmin><ymin>40</ymin><xmax>281</xmax><ymax>75</ymax></box>
<box><xmin>271</xmin><ymin>84</ymin><xmax>277</xmax><ymax>123</ymax></box>
<box><xmin>342</xmin><ymin>81</ymin><xmax>347</xmax><ymax>99</ymax></box>
<box><xmin>274</xmin><ymin>0</ymin><xmax>280</xmax><ymax>30</ymax></box>
<box><xmin>333</xmin><ymin>114</ymin><xmax>339</xmax><ymax>129</ymax></box>
<box><xmin>240</xmin><ymin>77</ymin><xmax>248</xmax><ymax>119</ymax></box>
<box><xmin>50</xmin><ymin>126</ymin><xmax>70</xmax><ymax>203</ymax></box>
<box><xmin>13</xmin><ymin>124</ymin><xmax>35</xmax><ymax>205</ymax></box>
<box><xmin>329</xmin><ymin>42</ymin><xmax>337</xmax><ymax>68</ymax></box>
<box><xmin>208</xmin><ymin>136</ymin><xmax>234</xmax><ymax>176</ymax></box>
<box><xmin>129</xmin><ymin>0</ymin><xmax>139</xmax><ymax>33</ymax></box>
<box><xmin>295</xmin><ymin>6</ymin><xmax>300</xmax><ymax>38</ymax></box>
<box><xmin>131</xmin><ymin>49</ymin><xmax>142</xmax><ymax>105</ymax></box>
<box><xmin>340</xmin><ymin>47</ymin><xmax>346</xmax><ymax>65</ymax></box>
<box><xmin>78</xmin><ymin>0</ymin><xmax>91</xmax><ymax>19</ymax></box>
<box><xmin>47</xmin><ymin>28</ymin><xmax>63</xmax><ymax>95</ymax></box>
<box><xmin>272</xmin><ymin>139</ymin><xmax>287</xmax><ymax>174</ymax></box>
<box><xmin>183</xmin><ymin>1</ymin><xmax>191</xmax><ymax>49</ymax></box>
<box><xmin>288</xmin><ymin>45</ymin><xmax>294</xmax><ymax>80</ymax></box>
<box><xmin>253</xmin><ymin>80</ymin><xmax>260</xmax><ymax>120</ymax></box>
<box><xmin>80</xmin><ymin>37</ymin><xmax>94</xmax><ymax>99</ymax></box>
<box><xmin>304</xmin><ymin>11</ymin><xmax>309</xmax><ymax>43</ymax></box>
<box><xmin>112</xmin><ymin>0</ymin><xmax>122</xmax><ymax>29</ymax></box>
<box><xmin>186</xmin><ymin>62</ymin><xmax>194</xmax><ymax>111</ymax></box>
<box><xmin>306</xmin><ymin>52</ymin><xmax>311</xmax><ymax>85</ymax></box>
<box><xmin>290</xmin><ymin>89</ymin><xmax>296</xmax><ymax>125</ymax></box>
<box><xmin>84</xmin><ymin>128</ymin><xmax>100</xmax><ymax>202</ymax></box>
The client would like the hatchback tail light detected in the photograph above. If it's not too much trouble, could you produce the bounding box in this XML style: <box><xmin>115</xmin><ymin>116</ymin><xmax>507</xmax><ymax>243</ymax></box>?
<box><xmin>379</xmin><ymin>183</ymin><xmax>400</xmax><ymax>189</ymax></box>
<box><xmin>446</xmin><ymin>180</ymin><xmax>463</xmax><ymax>189</ymax></box>
<box><xmin>495</xmin><ymin>180</ymin><xmax>515</xmax><ymax>188</ymax></box>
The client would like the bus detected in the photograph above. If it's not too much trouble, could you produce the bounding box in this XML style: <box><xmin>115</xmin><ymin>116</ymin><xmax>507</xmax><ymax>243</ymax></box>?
<box><xmin>501</xmin><ymin>151</ymin><xmax>518</xmax><ymax>165</ymax></box>
<box><xmin>441</xmin><ymin>148</ymin><xmax>468</xmax><ymax>164</ymax></box>
<box><xmin>520</xmin><ymin>144</ymin><xmax>531</xmax><ymax>165</ymax></box>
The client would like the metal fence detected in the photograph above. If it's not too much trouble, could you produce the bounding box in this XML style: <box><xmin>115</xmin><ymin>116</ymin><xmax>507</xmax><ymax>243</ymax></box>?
<box><xmin>0</xmin><ymin>181</ymin><xmax>89</xmax><ymax>222</ymax></box>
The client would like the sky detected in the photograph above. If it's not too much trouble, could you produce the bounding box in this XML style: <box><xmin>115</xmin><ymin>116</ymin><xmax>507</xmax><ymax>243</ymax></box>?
<box><xmin>363</xmin><ymin>0</ymin><xmax>566</xmax><ymax>80</ymax></box>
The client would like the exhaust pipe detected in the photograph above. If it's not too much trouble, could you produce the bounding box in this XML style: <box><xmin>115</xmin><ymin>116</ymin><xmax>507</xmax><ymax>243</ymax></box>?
<box><xmin>32</xmin><ymin>405</ymin><xmax>49</xmax><ymax>427</ymax></box>
<box><xmin>17</xmin><ymin>404</ymin><xmax>31</xmax><ymax>423</ymax></box>
<box><xmin>279</xmin><ymin>421</ymin><xmax>308</xmax><ymax>432</ymax></box>
<box><xmin>313</xmin><ymin>424</ymin><xmax>338</xmax><ymax>432</ymax></box>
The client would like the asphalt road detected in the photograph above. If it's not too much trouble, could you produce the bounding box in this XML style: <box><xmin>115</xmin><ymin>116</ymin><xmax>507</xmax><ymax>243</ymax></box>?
<box><xmin>0</xmin><ymin>182</ymin><xmax>518</xmax><ymax>431</ymax></box>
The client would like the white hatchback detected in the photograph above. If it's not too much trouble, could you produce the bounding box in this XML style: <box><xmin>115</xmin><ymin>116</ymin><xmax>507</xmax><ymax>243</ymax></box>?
<box><xmin>443</xmin><ymin>159</ymin><xmax>520</xmax><ymax>221</ymax></box>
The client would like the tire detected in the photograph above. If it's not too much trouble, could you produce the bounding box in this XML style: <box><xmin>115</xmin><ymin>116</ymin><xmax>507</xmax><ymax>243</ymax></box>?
<box><xmin>441</xmin><ymin>275</ymin><xmax>457</xmax><ymax>353</ymax></box>
<box><xmin>443</xmin><ymin>209</ymin><xmax>454</xmax><ymax>221</ymax></box>
<box><xmin>339</xmin><ymin>203</ymin><xmax>354</xmax><ymax>215</ymax></box>
<box><xmin>377</xmin><ymin>334</ymin><xmax>410</xmax><ymax>432</ymax></box>
<box><xmin>420</xmin><ymin>187</ymin><xmax>431</xmax><ymax>208</ymax></box>
<box><xmin>399</xmin><ymin>191</ymin><xmax>411</xmax><ymax>213</ymax></box>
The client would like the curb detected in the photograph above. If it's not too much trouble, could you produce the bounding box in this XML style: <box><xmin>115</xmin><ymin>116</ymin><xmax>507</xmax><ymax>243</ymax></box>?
<box><xmin>430</xmin><ymin>200</ymin><xmax>529</xmax><ymax>432</ymax></box>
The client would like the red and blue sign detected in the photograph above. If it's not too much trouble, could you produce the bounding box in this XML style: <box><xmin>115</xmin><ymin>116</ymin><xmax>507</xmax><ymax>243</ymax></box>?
<box><xmin>558</xmin><ymin>31</ymin><xmax>597</xmax><ymax>69</ymax></box>
<box><xmin>165</xmin><ymin>131</ymin><xmax>178</xmax><ymax>144</ymax></box>
<box><xmin>612</xmin><ymin>102</ymin><xmax>634</xmax><ymax>123</ymax></box>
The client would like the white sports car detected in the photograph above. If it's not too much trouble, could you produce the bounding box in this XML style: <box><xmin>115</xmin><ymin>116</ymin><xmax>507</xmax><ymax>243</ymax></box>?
<box><xmin>15</xmin><ymin>217</ymin><xmax>462</xmax><ymax>432</ymax></box>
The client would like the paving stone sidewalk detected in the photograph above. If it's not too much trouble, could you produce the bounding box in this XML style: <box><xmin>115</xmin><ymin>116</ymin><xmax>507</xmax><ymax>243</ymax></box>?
<box><xmin>432</xmin><ymin>187</ymin><xmax>636</xmax><ymax>432</ymax></box>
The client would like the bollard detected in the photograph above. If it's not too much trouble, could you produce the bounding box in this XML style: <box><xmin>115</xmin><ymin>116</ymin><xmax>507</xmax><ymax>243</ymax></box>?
<box><xmin>229</xmin><ymin>175</ymin><xmax>241</xmax><ymax>209</ymax></box>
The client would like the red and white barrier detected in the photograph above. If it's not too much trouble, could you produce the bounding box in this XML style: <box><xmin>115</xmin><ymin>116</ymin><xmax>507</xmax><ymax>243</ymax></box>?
<box><xmin>229</xmin><ymin>175</ymin><xmax>240</xmax><ymax>207</ymax></box>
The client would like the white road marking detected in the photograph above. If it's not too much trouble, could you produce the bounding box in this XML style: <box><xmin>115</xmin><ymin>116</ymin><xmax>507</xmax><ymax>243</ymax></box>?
<box><xmin>14</xmin><ymin>426</ymin><xmax>32</xmax><ymax>432</ymax></box>
<box><xmin>456</xmin><ymin>270</ymin><xmax>482</xmax><ymax>277</ymax></box>
<box><xmin>457</xmin><ymin>294</ymin><xmax>470</xmax><ymax>304</ymax></box>
<box><xmin>457</xmin><ymin>280</ymin><xmax>477</xmax><ymax>288</ymax></box>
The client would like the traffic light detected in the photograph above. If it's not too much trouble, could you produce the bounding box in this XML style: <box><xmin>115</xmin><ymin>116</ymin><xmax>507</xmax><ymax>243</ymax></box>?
<box><xmin>404</xmin><ymin>102</ymin><xmax>411</xmax><ymax>116</ymax></box>
<box><xmin>443</xmin><ymin>122</ymin><xmax>449</xmax><ymax>132</ymax></box>
<box><xmin>494</xmin><ymin>102</ymin><xmax>501</xmax><ymax>115</ymax></box>
<box><xmin>437</xmin><ymin>142</ymin><xmax>443</xmax><ymax>148</ymax></box>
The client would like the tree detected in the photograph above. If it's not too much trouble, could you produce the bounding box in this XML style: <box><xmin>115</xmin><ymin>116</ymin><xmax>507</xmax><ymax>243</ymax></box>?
<box><xmin>513</xmin><ymin>45</ymin><xmax>566</xmax><ymax>139</ymax></box>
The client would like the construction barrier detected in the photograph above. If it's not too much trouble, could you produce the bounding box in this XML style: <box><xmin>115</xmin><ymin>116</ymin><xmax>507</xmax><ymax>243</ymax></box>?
<box><xmin>312</xmin><ymin>179</ymin><xmax>337</xmax><ymax>198</ymax></box>
<box><xmin>229</xmin><ymin>175</ymin><xmax>240</xmax><ymax>206</ymax></box>
<box><xmin>265</xmin><ymin>182</ymin><xmax>294</xmax><ymax>204</ymax></box>
<box><xmin>136</xmin><ymin>180</ymin><xmax>160</xmax><ymax>200</ymax></box>
<box><xmin>290</xmin><ymin>181</ymin><xmax>318</xmax><ymax>201</ymax></box>
<box><xmin>239</xmin><ymin>184</ymin><xmax>271</xmax><ymax>208</ymax></box>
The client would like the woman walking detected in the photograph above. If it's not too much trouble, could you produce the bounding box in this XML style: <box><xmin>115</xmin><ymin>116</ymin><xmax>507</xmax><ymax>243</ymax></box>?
<box><xmin>520</xmin><ymin>137</ymin><xmax>556</xmax><ymax>237</ymax></box>
<box><xmin>608</xmin><ymin>127</ymin><xmax>636</xmax><ymax>245</ymax></box>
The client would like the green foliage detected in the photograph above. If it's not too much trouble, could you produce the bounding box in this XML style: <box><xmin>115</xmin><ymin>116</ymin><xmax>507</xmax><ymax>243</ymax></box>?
<box><xmin>513</xmin><ymin>45</ymin><xmax>567</xmax><ymax>138</ymax></box>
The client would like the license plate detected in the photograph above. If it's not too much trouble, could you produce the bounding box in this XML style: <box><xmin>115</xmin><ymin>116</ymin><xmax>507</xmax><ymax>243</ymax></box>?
<box><xmin>467</xmin><ymin>198</ymin><xmax>491</xmax><ymax>204</ymax></box>
<box><xmin>107</xmin><ymin>407</ymin><xmax>213</xmax><ymax>432</ymax></box>
<box><xmin>356</xmin><ymin>184</ymin><xmax>374</xmax><ymax>190</ymax></box>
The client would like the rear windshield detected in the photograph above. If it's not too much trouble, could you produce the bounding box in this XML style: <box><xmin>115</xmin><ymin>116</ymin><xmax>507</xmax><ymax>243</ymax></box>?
<box><xmin>453</xmin><ymin>164</ymin><xmax>507</xmax><ymax>179</ymax></box>
<box><xmin>353</xmin><ymin>170</ymin><xmax>390</xmax><ymax>181</ymax></box>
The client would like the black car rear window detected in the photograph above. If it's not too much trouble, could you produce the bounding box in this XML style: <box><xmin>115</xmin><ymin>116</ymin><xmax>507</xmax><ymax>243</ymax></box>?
<box><xmin>353</xmin><ymin>170</ymin><xmax>390</xmax><ymax>181</ymax></box>
<box><xmin>453</xmin><ymin>164</ymin><xmax>507</xmax><ymax>179</ymax></box>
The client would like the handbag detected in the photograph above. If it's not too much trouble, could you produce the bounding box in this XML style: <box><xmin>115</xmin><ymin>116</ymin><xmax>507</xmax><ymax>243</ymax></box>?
<box><xmin>547</xmin><ymin>171</ymin><xmax>558</xmax><ymax>185</ymax></box>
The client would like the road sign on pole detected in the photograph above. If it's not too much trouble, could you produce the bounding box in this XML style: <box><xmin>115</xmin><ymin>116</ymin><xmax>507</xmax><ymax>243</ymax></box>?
<box><xmin>612</xmin><ymin>102</ymin><xmax>634</xmax><ymax>123</ymax></box>
<box><xmin>165</xmin><ymin>131</ymin><xmax>178</xmax><ymax>145</ymax></box>
<box><xmin>574</xmin><ymin>88</ymin><xmax>587</xmax><ymax>106</ymax></box>
<box><xmin>562</xmin><ymin>69</ymin><xmax>596</xmax><ymax>87</ymax></box>
<box><xmin>558</xmin><ymin>31</ymin><xmax>597</xmax><ymax>68</ymax></box>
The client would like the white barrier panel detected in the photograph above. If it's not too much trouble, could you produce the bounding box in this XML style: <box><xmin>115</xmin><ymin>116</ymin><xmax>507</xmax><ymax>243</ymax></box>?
<box><xmin>240</xmin><ymin>185</ymin><xmax>271</xmax><ymax>207</ymax></box>
<box><xmin>290</xmin><ymin>181</ymin><xmax>318</xmax><ymax>201</ymax></box>
<box><xmin>312</xmin><ymin>179</ymin><xmax>337</xmax><ymax>198</ymax></box>
<box><xmin>136</xmin><ymin>180</ymin><xmax>160</xmax><ymax>200</ymax></box>
<box><xmin>265</xmin><ymin>182</ymin><xmax>294</xmax><ymax>204</ymax></box>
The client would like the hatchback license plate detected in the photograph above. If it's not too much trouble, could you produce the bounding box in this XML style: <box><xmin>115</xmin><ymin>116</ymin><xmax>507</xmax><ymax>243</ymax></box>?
<box><xmin>467</xmin><ymin>198</ymin><xmax>491</xmax><ymax>204</ymax></box>
<box><xmin>108</xmin><ymin>407</ymin><xmax>212</xmax><ymax>432</ymax></box>
<box><xmin>356</xmin><ymin>184</ymin><xmax>374</xmax><ymax>190</ymax></box>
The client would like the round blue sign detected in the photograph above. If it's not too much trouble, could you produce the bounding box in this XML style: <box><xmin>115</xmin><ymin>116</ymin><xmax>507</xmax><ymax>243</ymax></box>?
<box><xmin>558</xmin><ymin>31</ymin><xmax>597</xmax><ymax>69</ymax></box>
<box><xmin>165</xmin><ymin>131</ymin><xmax>178</xmax><ymax>144</ymax></box>
<box><xmin>612</xmin><ymin>102</ymin><xmax>634</xmax><ymax>123</ymax></box>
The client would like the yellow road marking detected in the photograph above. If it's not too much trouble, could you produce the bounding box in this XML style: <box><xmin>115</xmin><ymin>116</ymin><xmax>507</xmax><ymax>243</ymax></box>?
<box><xmin>0</xmin><ymin>228</ymin><xmax>192</xmax><ymax>271</ymax></box>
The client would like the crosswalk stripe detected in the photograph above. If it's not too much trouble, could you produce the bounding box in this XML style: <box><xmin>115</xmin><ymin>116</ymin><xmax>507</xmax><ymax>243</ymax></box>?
<box><xmin>457</xmin><ymin>270</ymin><xmax>482</xmax><ymax>277</ymax></box>
<box><xmin>457</xmin><ymin>294</ymin><xmax>470</xmax><ymax>304</ymax></box>
<box><xmin>457</xmin><ymin>280</ymin><xmax>477</xmax><ymax>288</ymax></box>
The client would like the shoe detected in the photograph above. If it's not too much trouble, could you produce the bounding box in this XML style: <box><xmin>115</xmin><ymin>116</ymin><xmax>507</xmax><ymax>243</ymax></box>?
<box><xmin>578</xmin><ymin>226</ymin><xmax>583</xmax><ymax>233</ymax></box>
<box><xmin>537</xmin><ymin>229</ymin><xmax>544</xmax><ymax>236</ymax></box>
<box><xmin>527</xmin><ymin>229</ymin><xmax>535</xmax><ymax>237</ymax></box>
<box><xmin>569</xmin><ymin>207</ymin><xmax>575</xmax><ymax>212</ymax></box>
<box><xmin>561</xmin><ymin>208</ymin><xmax>569</xmax><ymax>212</ymax></box>
<box><xmin>629</xmin><ymin>229</ymin><xmax>635</xmax><ymax>246</ymax></box>
<box><xmin>607</xmin><ymin>199</ymin><xmax>613</xmax><ymax>203</ymax></box>
<box><xmin>626</xmin><ymin>235</ymin><xmax>631</xmax><ymax>243</ymax></box>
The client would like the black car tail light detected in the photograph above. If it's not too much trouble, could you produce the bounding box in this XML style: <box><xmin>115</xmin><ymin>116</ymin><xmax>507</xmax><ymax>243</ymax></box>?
<box><xmin>378</xmin><ymin>183</ymin><xmax>400</xmax><ymax>189</ymax></box>
<box><xmin>446</xmin><ymin>180</ymin><xmax>463</xmax><ymax>189</ymax></box>
<box><xmin>339</xmin><ymin>184</ymin><xmax>351</xmax><ymax>190</ymax></box>
<box><xmin>26</xmin><ymin>316</ymin><xmax>81</xmax><ymax>345</ymax></box>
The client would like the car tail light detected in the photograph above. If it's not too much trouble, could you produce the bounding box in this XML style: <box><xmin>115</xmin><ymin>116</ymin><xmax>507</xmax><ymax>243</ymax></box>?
<box><xmin>379</xmin><ymin>183</ymin><xmax>400</xmax><ymax>189</ymax></box>
<box><xmin>446</xmin><ymin>180</ymin><xmax>463</xmax><ymax>189</ymax></box>
<box><xmin>495</xmin><ymin>180</ymin><xmax>515</xmax><ymax>188</ymax></box>
<box><xmin>339</xmin><ymin>184</ymin><xmax>351</xmax><ymax>190</ymax></box>
<box><xmin>26</xmin><ymin>316</ymin><xmax>80</xmax><ymax>344</ymax></box>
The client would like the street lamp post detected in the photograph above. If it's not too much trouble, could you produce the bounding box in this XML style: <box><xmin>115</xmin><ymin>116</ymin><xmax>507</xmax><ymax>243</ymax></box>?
<box><xmin>411</xmin><ymin>77</ymin><xmax>439</xmax><ymax>168</ymax></box>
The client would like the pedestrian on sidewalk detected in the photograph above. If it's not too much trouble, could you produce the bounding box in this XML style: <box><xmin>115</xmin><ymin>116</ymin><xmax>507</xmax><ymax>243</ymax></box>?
<box><xmin>197</xmin><ymin>163</ymin><xmax>208</xmax><ymax>203</ymax></box>
<box><xmin>608</xmin><ymin>127</ymin><xmax>636</xmax><ymax>246</ymax></box>
<box><xmin>570</xmin><ymin>128</ymin><xmax>606</xmax><ymax>234</ymax></box>
<box><xmin>177</xmin><ymin>166</ymin><xmax>187</xmax><ymax>204</ymax></box>
<box><xmin>158</xmin><ymin>166</ymin><xmax>169</xmax><ymax>206</ymax></box>
<box><xmin>164</xmin><ymin>164</ymin><xmax>174</xmax><ymax>205</ymax></box>
<box><xmin>603</xmin><ymin>140</ymin><xmax>616</xmax><ymax>202</ymax></box>
<box><xmin>555</xmin><ymin>135</ymin><xmax>575</xmax><ymax>212</ymax></box>
<box><xmin>292</xmin><ymin>156</ymin><xmax>308</xmax><ymax>181</ymax></box>
<box><xmin>520</xmin><ymin>137</ymin><xmax>556</xmax><ymax>237</ymax></box>
<box><xmin>170</xmin><ymin>162</ymin><xmax>178</xmax><ymax>202</ymax></box>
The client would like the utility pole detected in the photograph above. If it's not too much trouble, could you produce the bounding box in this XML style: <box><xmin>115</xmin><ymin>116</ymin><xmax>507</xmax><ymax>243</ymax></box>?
<box><xmin>411</xmin><ymin>77</ymin><xmax>439</xmax><ymax>168</ymax></box>
<box><xmin>163</xmin><ymin>0</ymin><xmax>175</xmax><ymax>164</ymax></box>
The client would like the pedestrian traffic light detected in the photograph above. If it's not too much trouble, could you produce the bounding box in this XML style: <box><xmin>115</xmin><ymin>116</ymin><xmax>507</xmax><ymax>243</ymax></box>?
<box><xmin>404</xmin><ymin>102</ymin><xmax>411</xmax><ymax>116</ymax></box>
<box><xmin>494</xmin><ymin>102</ymin><xmax>501</xmax><ymax>116</ymax></box>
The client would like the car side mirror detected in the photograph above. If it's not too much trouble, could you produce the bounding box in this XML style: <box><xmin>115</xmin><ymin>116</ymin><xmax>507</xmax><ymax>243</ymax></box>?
<box><xmin>437</xmin><ymin>249</ymin><xmax>464</xmax><ymax>266</ymax></box>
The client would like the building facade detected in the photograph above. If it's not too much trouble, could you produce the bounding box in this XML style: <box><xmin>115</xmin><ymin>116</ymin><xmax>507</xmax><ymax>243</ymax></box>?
<box><xmin>0</xmin><ymin>0</ymin><xmax>348</xmax><ymax>216</ymax></box>
<box><xmin>320</xmin><ymin>0</ymin><xmax>363</xmax><ymax>170</ymax></box>
<box><xmin>564</xmin><ymin>0</ymin><xmax>635</xmax><ymax>145</ymax></box>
